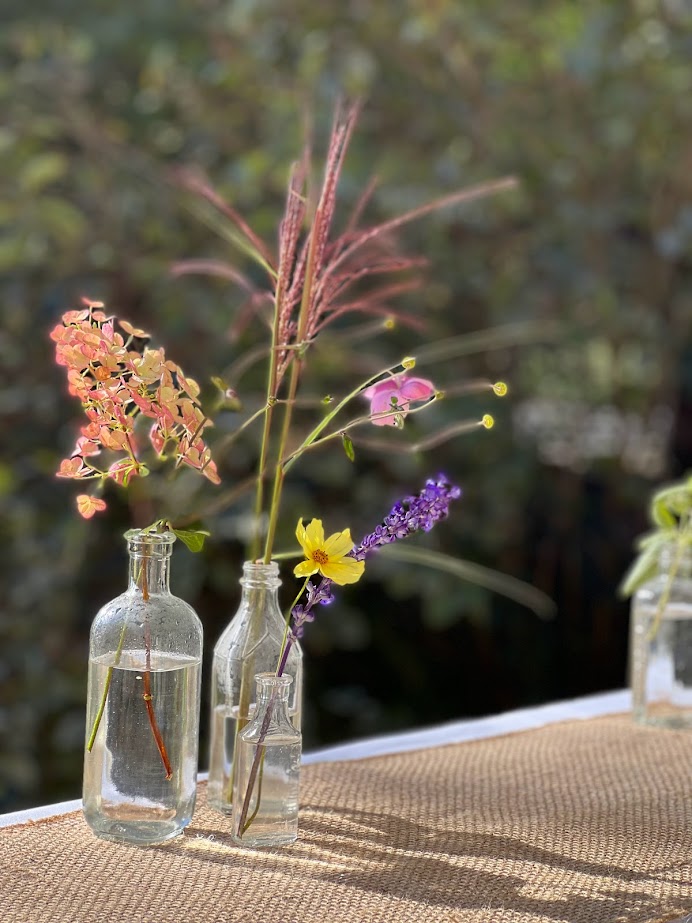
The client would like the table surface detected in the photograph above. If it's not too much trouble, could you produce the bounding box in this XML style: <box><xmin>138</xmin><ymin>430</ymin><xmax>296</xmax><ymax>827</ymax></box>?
<box><xmin>1</xmin><ymin>688</ymin><xmax>631</xmax><ymax>828</ymax></box>
<box><xmin>4</xmin><ymin>688</ymin><xmax>692</xmax><ymax>923</ymax></box>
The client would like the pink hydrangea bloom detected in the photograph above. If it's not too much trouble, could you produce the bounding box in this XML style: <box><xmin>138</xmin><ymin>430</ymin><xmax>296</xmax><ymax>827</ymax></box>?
<box><xmin>363</xmin><ymin>374</ymin><xmax>436</xmax><ymax>426</ymax></box>
<box><xmin>53</xmin><ymin>300</ymin><xmax>220</xmax><ymax>490</ymax></box>
<box><xmin>76</xmin><ymin>495</ymin><xmax>107</xmax><ymax>519</ymax></box>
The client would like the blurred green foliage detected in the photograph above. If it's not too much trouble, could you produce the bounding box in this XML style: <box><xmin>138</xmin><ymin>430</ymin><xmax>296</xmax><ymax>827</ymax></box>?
<box><xmin>2</xmin><ymin>0</ymin><xmax>692</xmax><ymax>810</ymax></box>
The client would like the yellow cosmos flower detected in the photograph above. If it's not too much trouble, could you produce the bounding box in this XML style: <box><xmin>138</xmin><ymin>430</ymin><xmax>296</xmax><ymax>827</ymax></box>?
<box><xmin>294</xmin><ymin>519</ymin><xmax>365</xmax><ymax>585</ymax></box>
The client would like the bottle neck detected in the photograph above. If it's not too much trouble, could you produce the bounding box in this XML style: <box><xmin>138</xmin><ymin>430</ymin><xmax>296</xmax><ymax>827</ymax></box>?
<box><xmin>659</xmin><ymin>542</ymin><xmax>692</xmax><ymax>578</ymax></box>
<box><xmin>126</xmin><ymin>530</ymin><xmax>175</xmax><ymax>596</ymax></box>
<box><xmin>240</xmin><ymin>560</ymin><xmax>281</xmax><ymax>593</ymax></box>
<box><xmin>255</xmin><ymin>673</ymin><xmax>293</xmax><ymax>714</ymax></box>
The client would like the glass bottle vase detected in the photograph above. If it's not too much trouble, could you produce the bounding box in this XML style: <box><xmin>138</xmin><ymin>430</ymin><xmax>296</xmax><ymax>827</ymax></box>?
<box><xmin>231</xmin><ymin>673</ymin><xmax>301</xmax><ymax>847</ymax></box>
<box><xmin>82</xmin><ymin>529</ymin><xmax>203</xmax><ymax>845</ymax></box>
<box><xmin>630</xmin><ymin>542</ymin><xmax>692</xmax><ymax>728</ymax></box>
<box><xmin>207</xmin><ymin>561</ymin><xmax>302</xmax><ymax>814</ymax></box>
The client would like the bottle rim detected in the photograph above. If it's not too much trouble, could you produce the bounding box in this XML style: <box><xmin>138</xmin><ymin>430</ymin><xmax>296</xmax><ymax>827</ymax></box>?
<box><xmin>255</xmin><ymin>671</ymin><xmax>292</xmax><ymax>688</ymax></box>
<box><xmin>124</xmin><ymin>528</ymin><xmax>177</xmax><ymax>546</ymax></box>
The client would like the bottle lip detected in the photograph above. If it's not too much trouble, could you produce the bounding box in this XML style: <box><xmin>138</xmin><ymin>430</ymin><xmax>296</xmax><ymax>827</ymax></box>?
<box><xmin>125</xmin><ymin>529</ymin><xmax>177</xmax><ymax>547</ymax></box>
<box><xmin>240</xmin><ymin>560</ymin><xmax>281</xmax><ymax>587</ymax></box>
<box><xmin>255</xmin><ymin>671</ymin><xmax>292</xmax><ymax>689</ymax></box>
<box><xmin>242</xmin><ymin>560</ymin><xmax>280</xmax><ymax>575</ymax></box>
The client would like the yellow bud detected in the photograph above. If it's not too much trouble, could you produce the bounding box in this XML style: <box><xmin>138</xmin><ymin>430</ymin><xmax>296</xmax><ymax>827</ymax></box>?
<box><xmin>493</xmin><ymin>381</ymin><xmax>508</xmax><ymax>397</ymax></box>
<box><xmin>384</xmin><ymin>317</ymin><xmax>396</xmax><ymax>330</ymax></box>
<box><xmin>401</xmin><ymin>357</ymin><xmax>416</xmax><ymax>370</ymax></box>
<box><xmin>482</xmin><ymin>414</ymin><xmax>495</xmax><ymax>430</ymax></box>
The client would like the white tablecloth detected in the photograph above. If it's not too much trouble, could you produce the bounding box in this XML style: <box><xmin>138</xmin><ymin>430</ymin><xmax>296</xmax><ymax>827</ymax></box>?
<box><xmin>0</xmin><ymin>688</ymin><xmax>631</xmax><ymax>830</ymax></box>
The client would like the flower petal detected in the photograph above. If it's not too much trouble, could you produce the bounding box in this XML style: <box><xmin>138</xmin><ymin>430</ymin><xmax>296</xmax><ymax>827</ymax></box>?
<box><xmin>323</xmin><ymin>528</ymin><xmax>354</xmax><ymax>559</ymax></box>
<box><xmin>295</xmin><ymin>518</ymin><xmax>310</xmax><ymax>556</ymax></box>
<box><xmin>294</xmin><ymin>559</ymin><xmax>319</xmax><ymax>578</ymax></box>
<box><xmin>76</xmin><ymin>494</ymin><xmax>107</xmax><ymax>519</ymax></box>
<box><xmin>369</xmin><ymin>387</ymin><xmax>402</xmax><ymax>426</ymax></box>
<box><xmin>304</xmin><ymin>518</ymin><xmax>325</xmax><ymax>550</ymax></box>
<box><xmin>322</xmin><ymin>557</ymin><xmax>365</xmax><ymax>585</ymax></box>
<box><xmin>400</xmin><ymin>376</ymin><xmax>435</xmax><ymax>401</ymax></box>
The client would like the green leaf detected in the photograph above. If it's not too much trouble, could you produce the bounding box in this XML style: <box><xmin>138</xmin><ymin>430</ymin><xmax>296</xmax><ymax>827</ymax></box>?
<box><xmin>378</xmin><ymin>544</ymin><xmax>556</xmax><ymax>619</ymax></box>
<box><xmin>619</xmin><ymin>536</ymin><xmax>665</xmax><ymax>597</ymax></box>
<box><xmin>20</xmin><ymin>153</ymin><xmax>68</xmax><ymax>192</ymax></box>
<box><xmin>651</xmin><ymin>498</ymin><xmax>676</xmax><ymax>528</ymax></box>
<box><xmin>651</xmin><ymin>484</ymin><xmax>692</xmax><ymax>518</ymax></box>
<box><xmin>341</xmin><ymin>432</ymin><xmax>355</xmax><ymax>462</ymax></box>
<box><xmin>172</xmin><ymin>528</ymin><xmax>210</xmax><ymax>552</ymax></box>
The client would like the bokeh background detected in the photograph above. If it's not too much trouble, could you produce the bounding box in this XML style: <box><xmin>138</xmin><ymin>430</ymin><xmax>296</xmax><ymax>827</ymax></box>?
<box><xmin>2</xmin><ymin>0</ymin><xmax>691</xmax><ymax>812</ymax></box>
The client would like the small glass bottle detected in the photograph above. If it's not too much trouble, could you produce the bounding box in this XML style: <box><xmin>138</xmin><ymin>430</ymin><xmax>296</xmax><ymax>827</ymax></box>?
<box><xmin>231</xmin><ymin>673</ymin><xmax>301</xmax><ymax>847</ymax></box>
<box><xmin>82</xmin><ymin>530</ymin><xmax>203</xmax><ymax>845</ymax></box>
<box><xmin>630</xmin><ymin>541</ymin><xmax>692</xmax><ymax>728</ymax></box>
<box><xmin>207</xmin><ymin>561</ymin><xmax>302</xmax><ymax>814</ymax></box>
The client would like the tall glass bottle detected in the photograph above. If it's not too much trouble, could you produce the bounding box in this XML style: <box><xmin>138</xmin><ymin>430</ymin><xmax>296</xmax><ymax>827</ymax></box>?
<box><xmin>207</xmin><ymin>561</ymin><xmax>302</xmax><ymax>814</ymax></box>
<box><xmin>82</xmin><ymin>530</ymin><xmax>203</xmax><ymax>845</ymax></box>
<box><xmin>231</xmin><ymin>673</ymin><xmax>301</xmax><ymax>847</ymax></box>
<box><xmin>630</xmin><ymin>542</ymin><xmax>692</xmax><ymax>727</ymax></box>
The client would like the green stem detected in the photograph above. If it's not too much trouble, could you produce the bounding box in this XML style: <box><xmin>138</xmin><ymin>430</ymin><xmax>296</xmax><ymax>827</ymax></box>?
<box><xmin>275</xmin><ymin>576</ymin><xmax>310</xmax><ymax>674</ymax></box>
<box><xmin>647</xmin><ymin>531</ymin><xmax>689</xmax><ymax>642</ymax></box>
<box><xmin>212</xmin><ymin>404</ymin><xmax>270</xmax><ymax>457</ymax></box>
<box><xmin>249</xmin><ymin>280</ymin><xmax>284</xmax><ymax>560</ymax></box>
<box><xmin>241</xmin><ymin>750</ymin><xmax>267</xmax><ymax>834</ymax></box>
<box><xmin>262</xmin><ymin>362</ymin><xmax>300</xmax><ymax>563</ymax></box>
<box><xmin>269</xmin><ymin>549</ymin><xmax>304</xmax><ymax>561</ymax></box>
<box><xmin>86</xmin><ymin>620</ymin><xmax>127</xmax><ymax>752</ymax></box>
<box><xmin>282</xmin><ymin>393</ymin><xmax>440</xmax><ymax>469</ymax></box>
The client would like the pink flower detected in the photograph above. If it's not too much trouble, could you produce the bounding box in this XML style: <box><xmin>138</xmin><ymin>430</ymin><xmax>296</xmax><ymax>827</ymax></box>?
<box><xmin>57</xmin><ymin>457</ymin><xmax>90</xmax><ymax>478</ymax></box>
<box><xmin>107</xmin><ymin>459</ymin><xmax>142</xmax><ymax>486</ymax></box>
<box><xmin>363</xmin><ymin>374</ymin><xmax>436</xmax><ymax>426</ymax></box>
<box><xmin>76</xmin><ymin>495</ymin><xmax>107</xmax><ymax>519</ymax></box>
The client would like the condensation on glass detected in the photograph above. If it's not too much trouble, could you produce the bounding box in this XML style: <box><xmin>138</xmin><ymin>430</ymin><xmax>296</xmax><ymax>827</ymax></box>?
<box><xmin>630</xmin><ymin>542</ymin><xmax>692</xmax><ymax>728</ymax></box>
<box><xmin>82</xmin><ymin>530</ymin><xmax>203</xmax><ymax>845</ymax></box>
<box><xmin>231</xmin><ymin>672</ymin><xmax>301</xmax><ymax>847</ymax></box>
<box><xmin>207</xmin><ymin>561</ymin><xmax>302</xmax><ymax>815</ymax></box>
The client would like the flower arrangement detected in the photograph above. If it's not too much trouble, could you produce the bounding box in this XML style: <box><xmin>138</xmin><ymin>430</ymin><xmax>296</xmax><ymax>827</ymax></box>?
<box><xmin>53</xmin><ymin>102</ymin><xmax>524</xmax><ymax>843</ymax></box>
<box><xmin>54</xmin><ymin>104</ymin><xmax>514</xmax><ymax>540</ymax></box>
<box><xmin>234</xmin><ymin>474</ymin><xmax>461</xmax><ymax>838</ymax></box>
<box><xmin>620</xmin><ymin>473</ymin><xmax>692</xmax><ymax>636</ymax></box>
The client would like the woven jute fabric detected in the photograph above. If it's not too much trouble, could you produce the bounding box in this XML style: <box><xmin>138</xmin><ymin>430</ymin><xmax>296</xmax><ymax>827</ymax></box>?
<box><xmin>3</xmin><ymin>715</ymin><xmax>692</xmax><ymax>923</ymax></box>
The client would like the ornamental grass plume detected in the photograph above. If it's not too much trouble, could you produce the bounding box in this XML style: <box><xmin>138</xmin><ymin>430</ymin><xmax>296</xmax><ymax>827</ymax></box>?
<box><xmin>173</xmin><ymin>100</ymin><xmax>516</xmax><ymax>561</ymax></box>
<box><xmin>56</xmin><ymin>103</ymin><xmax>514</xmax><ymax>542</ymax></box>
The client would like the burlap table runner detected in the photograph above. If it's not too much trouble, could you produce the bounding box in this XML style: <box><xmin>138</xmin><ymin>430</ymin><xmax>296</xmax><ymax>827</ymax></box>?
<box><xmin>3</xmin><ymin>714</ymin><xmax>691</xmax><ymax>923</ymax></box>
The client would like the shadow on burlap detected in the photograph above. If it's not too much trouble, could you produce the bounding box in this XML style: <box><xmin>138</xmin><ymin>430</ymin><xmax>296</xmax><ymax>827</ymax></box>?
<box><xmin>3</xmin><ymin>715</ymin><xmax>691</xmax><ymax>922</ymax></box>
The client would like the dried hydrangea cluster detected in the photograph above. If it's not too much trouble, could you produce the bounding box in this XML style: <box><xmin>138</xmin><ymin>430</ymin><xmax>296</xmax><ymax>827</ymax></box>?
<box><xmin>52</xmin><ymin>299</ymin><xmax>219</xmax><ymax>516</ymax></box>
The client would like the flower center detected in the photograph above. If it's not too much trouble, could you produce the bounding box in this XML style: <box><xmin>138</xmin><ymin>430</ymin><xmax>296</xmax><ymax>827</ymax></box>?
<box><xmin>311</xmin><ymin>549</ymin><xmax>329</xmax><ymax>566</ymax></box>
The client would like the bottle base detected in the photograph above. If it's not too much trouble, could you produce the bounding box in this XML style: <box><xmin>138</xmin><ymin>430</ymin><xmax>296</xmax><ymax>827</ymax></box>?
<box><xmin>230</xmin><ymin>831</ymin><xmax>298</xmax><ymax>848</ymax></box>
<box><xmin>633</xmin><ymin>707</ymin><xmax>692</xmax><ymax>729</ymax></box>
<box><xmin>207</xmin><ymin>797</ymin><xmax>234</xmax><ymax>816</ymax></box>
<box><xmin>84</xmin><ymin>814</ymin><xmax>188</xmax><ymax>846</ymax></box>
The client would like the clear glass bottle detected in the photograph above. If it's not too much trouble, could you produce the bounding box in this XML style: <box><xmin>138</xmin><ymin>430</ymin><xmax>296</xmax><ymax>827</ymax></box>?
<box><xmin>82</xmin><ymin>530</ymin><xmax>203</xmax><ymax>845</ymax></box>
<box><xmin>231</xmin><ymin>673</ymin><xmax>301</xmax><ymax>847</ymax></box>
<box><xmin>207</xmin><ymin>561</ymin><xmax>302</xmax><ymax>814</ymax></box>
<box><xmin>630</xmin><ymin>542</ymin><xmax>692</xmax><ymax>728</ymax></box>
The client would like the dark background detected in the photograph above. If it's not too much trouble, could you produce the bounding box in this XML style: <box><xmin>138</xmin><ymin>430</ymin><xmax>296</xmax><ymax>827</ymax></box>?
<box><xmin>2</xmin><ymin>0</ymin><xmax>691</xmax><ymax>811</ymax></box>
